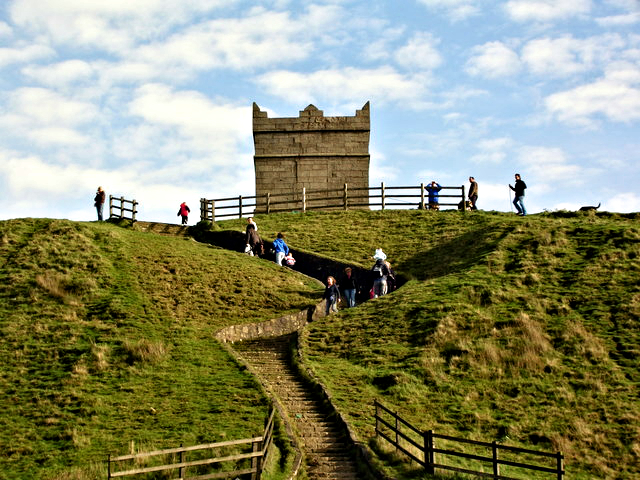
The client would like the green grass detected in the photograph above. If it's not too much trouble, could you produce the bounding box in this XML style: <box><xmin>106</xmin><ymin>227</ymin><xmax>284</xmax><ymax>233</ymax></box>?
<box><xmin>220</xmin><ymin>209</ymin><xmax>640</xmax><ymax>479</ymax></box>
<box><xmin>2</xmin><ymin>210</ymin><xmax>639</xmax><ymax>479</ymax></box>
<box><xmin>0</xmin><ymin>218</ymin><xmax>322</xmax><ymax>479</ymax></box>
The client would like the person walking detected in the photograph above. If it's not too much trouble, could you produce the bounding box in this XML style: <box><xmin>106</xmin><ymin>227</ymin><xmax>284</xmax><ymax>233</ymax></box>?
<box><xmin>272</xmin><ymin>232</ymin><xmax>289</xmax><ymax>266</ymax></box>
<box><xmin>371</xmin><ymin>258</ymin><xmax>390</xmax><ymax>298</ymax></box>
<box><xmin>340</xmin><ymin>267</ymin><xmax>359</xmax><ymax>308</ymax></box>
<box><xmin>94</xmin><ymin>186</ymin><xmax>106</xmax><ymax>221</ymax></box>
<box><xmin>509</xmin><ymin>173</ymin><xmax>527</xmax><ymax>216</ymax></box>
<box><xmin>468</xmin><ymin>177</ymin><xmax>478</xmax><ymax>210</ymax></box>
<box><xmin>245</xmin><ymin>223</ymin><xmax>264</xmax><ymax>257</ymax></box>
<box><xmin>177</xmin><ymin>202</ymin><xmax>190</xmax><ymax>225</ymax></box>
<box><xmin>426</xmin><ymin>181</ymin><xmax>442</xmax><ymax>210</ymax></box>
<box><xmin>323</xmin><ymin>276</ymin><xmax>340</xmax><ymax>315</ymax></box>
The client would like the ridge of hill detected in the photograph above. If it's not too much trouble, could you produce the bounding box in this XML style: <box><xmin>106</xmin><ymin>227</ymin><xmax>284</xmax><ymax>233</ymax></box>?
<box><xmin>218</xmin><ymin>209</ymin><xmax>640</xmax><ymax>479</ymax></box>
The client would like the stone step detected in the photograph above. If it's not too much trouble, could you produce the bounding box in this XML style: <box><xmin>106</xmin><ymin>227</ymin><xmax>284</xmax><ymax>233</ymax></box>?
<box><xmin>230</xmin><ymin>336</ymin><xmax>366</xmax><ymax>480</ymax></box>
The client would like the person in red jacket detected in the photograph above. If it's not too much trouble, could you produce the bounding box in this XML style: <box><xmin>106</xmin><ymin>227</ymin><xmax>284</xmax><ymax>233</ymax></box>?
<box><xmin>177</xmin><ymin>202</ymin><xmax>190</xmax><ymax>225</ymax></box>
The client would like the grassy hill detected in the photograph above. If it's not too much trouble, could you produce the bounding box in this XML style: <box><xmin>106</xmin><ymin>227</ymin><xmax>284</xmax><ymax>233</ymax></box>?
<box><xmin>1</xmin><ymin>210</ymin><xmax>638</xmax><ymax>479</ymax></box>
<box><xmin>220</xmin><ymin>209</ymin><xmax>640</xmax><ymax>480</ymax></box>
<box><xmin>0</xmin><ymin>218</ymin><xmax>322</xmax><ymax>479</ymax></box>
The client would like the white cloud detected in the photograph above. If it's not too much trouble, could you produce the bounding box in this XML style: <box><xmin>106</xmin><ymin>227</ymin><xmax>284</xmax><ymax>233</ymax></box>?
<box><xmin>505</xmin><ymin>0</ymin><xmax>592</xmax><ymax>22</ymax></box>
<box><xmin>255</xmin><ymin>67</ymin><xmax>429</xmax><ymax>106</ymax></box>
<box><xmin>466</xmin><ymin>41</ymin><xmax>522</xmax><ymax>78</ymax></box>
<box><xmin>605</xmin><ymin>192</ymin><xmax>640</xmax><ymax>213</ymax></box>
<box><xmin>416</xmin><ymin>0</ymin><xmax>481</xmax><ymax>20</ymax></box>
<box><xmin>21</xmin><ymin>60</ymin><xmax>96</xmax><ymax>87</ymax></box>
<box><xmin>0</xmin><ymin>44</ymin><xmax>54</xmax><ymax>68</ymax></box>
<box><xmin>521</xmin><ymin>34</ymin><xmax>626</xmax><ymax>78</ymax></box>
<box><xmin>596</xmin><ymin>12</ymin><xmax>640</xmax><ymax>27</ymax></box>
<box><xmin>0</xmin><ymin>21</ymin><xmax>13</xmax><ymax>36</ymax></box>
<box><xmin>9</xmin><ymin>0</ymin><xmax>233</xmax><ymax>52</ymax></box>
<box><xmin>6</xmin><ymin>87</ymin><xmax>98</xmax><ymax>126</ymax></box>
<box><xmin>395</xmin><ymin>32</ymin><xmax>442</xmax><ymax>71</ymax></box>
<box><xmin>128</xmin><ymin>83</ymin><xmax>250</xmax><ymax>157</ymax></box>
<box><xmin>517</xmin><ymin>146</ymin><xmax>582</xmax><ymax>183</ymax></box>
<box><xmin>470</xmin><ymin>137</ymin><xmax>513</xmax><ymax>164</ymax></box>
<box><xmin>545</xmin><ymin>61</ymin><xmax>640</xmax><ymax>125</ymax></box>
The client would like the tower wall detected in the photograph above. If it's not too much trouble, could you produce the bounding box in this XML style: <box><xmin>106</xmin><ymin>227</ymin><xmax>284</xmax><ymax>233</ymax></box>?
<box><xmin>252</xmin><ymin>102</ymin><xmax>370</xmax><ymax>211</ymax></box>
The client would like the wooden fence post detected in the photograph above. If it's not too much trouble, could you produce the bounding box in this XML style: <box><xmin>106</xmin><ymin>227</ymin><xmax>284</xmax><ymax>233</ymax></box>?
<box><xmin>395</xmin><ymin>410</ymin><xmax>399</xmax><ymax>456</ymax></box>
<box><xmin>119</xmin><ymin>197</ymin><xmax>124</xmax><ymax>219</ymax></box>
<box><xmin>343</xmin><ymin>183</ymin><xmax>348</xmax><ymax>210</ymax></box>
<box><xmin>420</xmin><ymin>183</ymin><xmax>425</xmax><ymax>209</ymax></box>
<box><xmin>266</xmin><ymin>193</ymin><xmax>271</xmax><ymax>214</ymax></box>
<box><xmin>107</xmin><ymin>454</ymin><xmax>111</xmax><ymax>479</ymax></box>
<box><xmin>109</xmin><ymin>195</ymin><xmax>114</xmax><ymax>219</ymax></box>
<box><xmin>557</xmin><ymin>452</ymin><xmax>564</xmax><ymax>480</ymax></box>
<box><xmin>461</xmin><ymin>185</ymin><xmax>466</xmax><ymax>214</ymax></box>
<box><xmin>211</xmin><ymin>200</ymin><xmax>215</xmax><ymax>222</ymax></box>
<box><xmin>200</xmin><ymin>198</ymin><xmax>205</xmax><ymax>222</ymax></box>
<box><xmin>302</xmin><ymin>187</ymin><xmax>306</xmax><ymax>212</ymax></box>
<box><xmin>381</xmin><ymin>182</ymin><xmax>385</xmax><ymax>210</ymax></box>
<box><xmin>238</xmin><ymin>196</ymin><xmax>243</xmax><ymax>219</ymax></box>
<box><xmin>179</xmin><ymin>443</ymin><xmax>185</xmax><ymax>479</ymax></box>
<box><xmin>374</xmin><ymin>401</ymin><xmax>379</xmax><ymax>435</ymax></box>
<box><xmin>492</xmin><ymin>441</ymin><xmax>499</xmax><ymax>477</ymax></box>
<box><xmin>251</xmin><ymin>438</ymin><xmax>262</xmax><ymax>480</ymax></box>
<box><xmin>424</xmin><ymin>430</ymin><xmax>435</xmax><ymax>474</ymax></box>
<box><xmin>132</xmin><ymin>200</ymin><xmax>137</xmax><ymax>222</ymax></box>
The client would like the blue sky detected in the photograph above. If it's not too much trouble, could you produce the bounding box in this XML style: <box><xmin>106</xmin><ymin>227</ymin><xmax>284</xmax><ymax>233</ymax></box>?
<box><xmin>1</xmin><ymin>0</ymin><xmax>639</xmax><ymax>224</ymax></box>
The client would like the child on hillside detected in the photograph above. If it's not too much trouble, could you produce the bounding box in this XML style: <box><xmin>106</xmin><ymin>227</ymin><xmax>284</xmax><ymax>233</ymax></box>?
<box><xmin>272</xmin><ymin>232</ymin><xmax>289</xmax><ymax>266</ymax></box>
<box><xmin>323</xmin><ymin>276</ymin><xmax>340</xmax><ymax>315</ymax></box>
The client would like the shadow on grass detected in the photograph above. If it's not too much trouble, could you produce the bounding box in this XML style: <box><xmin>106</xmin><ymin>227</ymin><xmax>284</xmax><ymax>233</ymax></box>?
<box><xmin>397</xmin><ymin>226</ymin><xmax>510</xmax><ymax>281</ymax></box>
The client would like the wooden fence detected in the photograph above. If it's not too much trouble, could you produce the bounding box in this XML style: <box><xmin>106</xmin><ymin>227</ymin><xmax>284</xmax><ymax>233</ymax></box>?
<box><xmin>200</xmin><ymin>182</ymin><xmax>466</xmax><ymax>222</ymax></box>
<box><xmin>109</xmin><ymin>195</ymin><xmax>138</xmax><ymax>222</ymax></box>
<box><xmin>107</xmin><ymin>409</ymin><xmax>274</xmax><ymax>479</ymax></box>
<box><xmin>374</xmin><ymin>400</ymin><xmax>564</xmax><ymax>480</ymax></box>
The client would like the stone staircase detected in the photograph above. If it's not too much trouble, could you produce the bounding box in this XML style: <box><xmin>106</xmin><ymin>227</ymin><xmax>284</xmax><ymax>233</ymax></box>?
<box><xmin>233</xmin><ymin>335</ymin><xmax>368</xmax><ymax>480</ymax></box>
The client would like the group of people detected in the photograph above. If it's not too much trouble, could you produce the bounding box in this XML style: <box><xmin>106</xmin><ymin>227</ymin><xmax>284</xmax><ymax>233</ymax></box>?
<box><xmin>244</xmin><ymin>217</ymin><xmax>294</xmax><ymax>266</ymax></box>
<box><xmin>426</xmin><ymin>173</ymin><xmax>527</xmax><ymax>216</ymax></box>
<box><xmin>93</xmin><ymin>173</ymin><xmax>528</xmax><ymax>223</ymax></box>
<box><xmin>323</xmin><ymin>248</ymin><xmax>396</xmax><ymax>315</ymax></box>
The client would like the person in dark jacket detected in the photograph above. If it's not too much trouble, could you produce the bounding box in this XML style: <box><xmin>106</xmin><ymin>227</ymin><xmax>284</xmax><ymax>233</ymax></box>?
<box><xmin>323</xmin><ymin>276</ymin><xmax>340</xmax><ymax>315</ymax></box>
<box><xmin>371</xmin><ymin>258</ymin><xmax>390</xmax><ymax>298</ymax></box>
<box><xmin>177</xmin><ymin>202</ymin><xmax>190</xmax><ymax>225</ymax></box>
<box><xmin>340</xmin><ymin>267</ymin><xmax>359</xmax><ymax>308</ymax></box>
<box><xmin>94</xmin><ymin>186</ymin><xmax>105</xmax><ymax>221</ymax></box>
<box><xmin>245</xmin><ymin>223</ymin><xmax>263</xmax><ymax>257</ymax></box>
<box><xmin>509</xmin><ymin>173</ymin><xmax>527</xmax><ymax>216</ymax></box>
<box><xmin>468</xmin><ymin>177</ymin><xmax>478</xmax><ymax>210</ymax></box>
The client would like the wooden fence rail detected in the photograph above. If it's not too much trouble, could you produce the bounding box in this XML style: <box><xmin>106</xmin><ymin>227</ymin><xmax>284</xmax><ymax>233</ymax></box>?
<box><xmin>200</xmin><ymin>182</ymin><xmax>466</xmax><ymax>222</ymax></box>
<box><xmin>107</xmin><ymin>409</ymin><xmax>274</xmax><ymax>479</ymax></box>
<box><xmin>374</xmin><ymin>400</ymin><xmax>564</xmax><ymax>480</ymax></box>
<box><xmin>109</xmin><ymin>195</ymin><xmax>138</xmax><ymax>222</ymax></box>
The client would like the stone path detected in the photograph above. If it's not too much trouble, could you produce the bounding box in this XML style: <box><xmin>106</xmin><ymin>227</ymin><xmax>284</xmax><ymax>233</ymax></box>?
<box><xmin>233</xmin><ymin>334</ymin><xmax>368</xmax><ymax>480</ymax></box>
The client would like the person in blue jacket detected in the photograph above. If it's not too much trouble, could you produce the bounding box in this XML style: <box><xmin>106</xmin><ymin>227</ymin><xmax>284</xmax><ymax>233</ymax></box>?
<box><xmin>272</xmin><ymin>232</ymin><xmax>289</xmax><ymax>266</ymax></box>
<box><xmin>426</xmin><ymin>181</ymin><xmax>442</xmax><ymax>210</ymax></box>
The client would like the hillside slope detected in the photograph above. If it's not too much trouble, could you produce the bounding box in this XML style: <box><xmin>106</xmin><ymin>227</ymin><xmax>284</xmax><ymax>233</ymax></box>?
<box><xmin>0</xmin><ymin>218</ymin><xmax>322</xmax><ymax>479</ymax></box>
<box><xmin>220</xmin><ymin>209</ymin><xmax>640</xmax><ymax>479</ymax></box>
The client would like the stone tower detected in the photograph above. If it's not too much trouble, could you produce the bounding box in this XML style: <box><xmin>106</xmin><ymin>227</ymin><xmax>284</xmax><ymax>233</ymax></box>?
<box><xmin>252</xmin><ymin>102</ymin><xmax>370</xmax><ymax>212</ymax></box>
